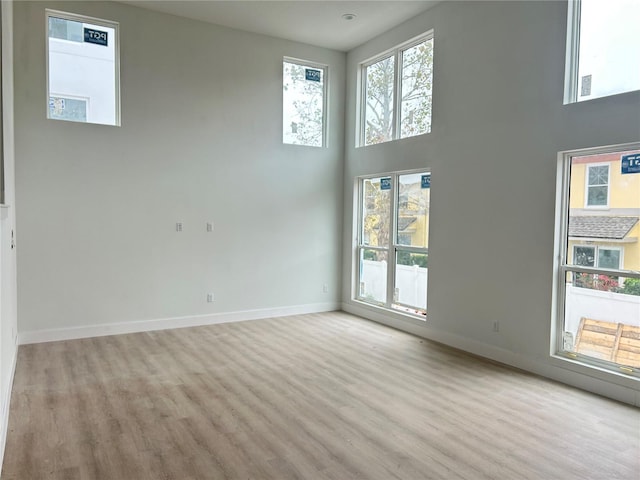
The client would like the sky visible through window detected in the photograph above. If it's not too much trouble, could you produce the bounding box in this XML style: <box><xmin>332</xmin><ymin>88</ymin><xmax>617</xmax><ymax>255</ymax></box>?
<box><xmin>577</xmin><ymin>0</ymin><xmax>640</xmax><ymax>100</ymax></box>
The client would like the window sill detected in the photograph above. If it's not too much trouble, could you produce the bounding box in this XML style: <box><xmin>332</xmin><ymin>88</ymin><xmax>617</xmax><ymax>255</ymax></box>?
<box><xmin>550</xmin><ymin>353</ymin><xmax>639</xmax><ymax>389</ymax></box>
<box><xmin>352</xmin><ymin>298</ymin><xmax>428</xmax><ymax>324</ymax></box>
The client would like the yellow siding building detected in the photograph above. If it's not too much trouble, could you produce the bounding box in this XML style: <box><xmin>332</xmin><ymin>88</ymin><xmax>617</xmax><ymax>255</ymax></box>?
<box><xmin>568</xmin><ymin>150</ymin><xmax>640</xmax><ymax>273</ymax></box>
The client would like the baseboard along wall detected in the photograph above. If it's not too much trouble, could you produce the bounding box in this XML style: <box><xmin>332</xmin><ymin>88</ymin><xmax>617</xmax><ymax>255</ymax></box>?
<box><xmin>18</xmin><ymin>302</ymin><xmax>340</xmax><ymax>345</ymax></box>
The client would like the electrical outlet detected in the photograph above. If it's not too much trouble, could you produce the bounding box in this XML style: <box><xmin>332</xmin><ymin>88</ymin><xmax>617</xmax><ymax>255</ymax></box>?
<box><xmin>323</xmin><ymin>284</ymin><xmax>328</xmax><ymax>293</ymax></box>
<box><xmin>206</xmin><ymin>222</ymin><xmax>213</xmax><ymax>232</ymax></box>
<box><xmin>176</xmin><ymin>222</ymin><xmax>183</xmax><ymax>232</ymax></box>
<box><xmin>492</xmin><ymin>321</ymin><xmax>499</xmax><ymax>332</ymax></box>
<box><xmin>207</xmin><ymin>293</ymin><xmax>215</xmax><ymax>302</ymax></box>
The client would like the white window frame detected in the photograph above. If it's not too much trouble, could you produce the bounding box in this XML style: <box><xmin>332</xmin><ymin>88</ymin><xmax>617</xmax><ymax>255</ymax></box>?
<box><xmin>358</xmin><ymin>31</ymin><xmax>434</xmax><ymax>147</ymax></box>
<box><xmin>282</xmin><ymin>57</ymin><xmax>328</xmax><ymax>148</ymax></box>
<box><xmin>554</xmin><ymin>142</ymin><xmax>640</xmax><ymax>377</ymax></box>
<box><xmin>563</xmin><ymin>0</ymin><xmax>582</xmax><ymax>104</ymax></box>
<box><xmin>355</xmin><ymin>169</ymin><xmax>430</xmax><ymax>319</ymax></box>
<box><xmin>45</xmin><ymin>9</ymin><xmax>121</xmax><ymax>126</ymax></box>
<box><xmin>584</xmin><ymin>162</ymin><xmax>610</xmax><ymax>208</ymax></box>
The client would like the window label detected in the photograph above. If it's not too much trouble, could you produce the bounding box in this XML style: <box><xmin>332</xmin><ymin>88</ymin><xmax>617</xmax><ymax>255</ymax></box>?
<box><xmin>305</xmin><ymin>69</ymin><xmax>321</xmax><ymax>82</ymax></box>
<box><xmin>621</xmin><ymin>153</ymin><xmax>640</xmax><ymax>174</ymax></box>
<box><xmin>380</xmin><ymin>178</ymin><xmax>392</xmax><ymax>190</ymax></box>
<box><xmin>580</xmin><ymin>74</ymin><xmax>592</xmax><ymax>97</ymax></box>
<box><xmin>421</xmin><ymin>175</ymin><xmax>431</xmax><ymax>189</ymax></box>
<box><xmin>49</xmin><ymin>97</ymin><xmax>65</xmax><ymax>110</ymax></box>
<box><xmin>84</xmin><ymin>28</ymin><xmax>108</xmax><ymax>46</ymax></box>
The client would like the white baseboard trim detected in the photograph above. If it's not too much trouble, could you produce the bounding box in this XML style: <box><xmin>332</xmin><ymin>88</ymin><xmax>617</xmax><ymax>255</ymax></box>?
<box><xmin>342</xmin><ymin>302</ymin><xmax>640</xmax><ymax>407</ymax></box>
<box><xmin>18</xmin><ymin>302</ymin><xmax>340</xmax><ymax>345</ymax></box>
<box><xmin>0</xmin><ymin>343</ymin><xmax>18</xmax><ymax>477</ymax></box>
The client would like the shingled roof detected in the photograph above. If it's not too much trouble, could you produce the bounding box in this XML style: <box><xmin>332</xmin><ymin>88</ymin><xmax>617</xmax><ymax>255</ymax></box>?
<box><xmin>569</xmin><ymin>216</ymin><xmax>639</xmax><ymax>240</ymax></box>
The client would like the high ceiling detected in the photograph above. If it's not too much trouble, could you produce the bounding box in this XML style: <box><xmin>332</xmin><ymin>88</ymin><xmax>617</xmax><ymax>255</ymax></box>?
<box><xmin>120</xmin><ymin>1</ymin><xmax>441</xmax><ymax>51</ymax></box>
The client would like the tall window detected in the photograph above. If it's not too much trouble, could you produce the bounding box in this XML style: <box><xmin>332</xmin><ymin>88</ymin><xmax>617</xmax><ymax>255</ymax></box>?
<box><xmin>283</xmin><ymin>59</ymin><xmax>327</xmax><ymax>147</ymax></box>
<box><xmin>46</xmin><ymin>10</ymin><xmax>120</xmax><ymax>126</ymax></box>
<box><xmin>556</xmin><ymin>144</ymin><xmax>640</xmax><ymax>376</ymax></box>
<box><xmin>361</xmin><ymin>32</ymin><xmax>433</xmax><ymax>146</ymax></box>
<box><xmin>356</xmin><ymin>171</ymin><xmax>431</xmax><ymax>317</ymax></box>
<box><xmin>565</xmin><ymin>0</ymin><xmax>640</xmax><ymax>103</ymax></box>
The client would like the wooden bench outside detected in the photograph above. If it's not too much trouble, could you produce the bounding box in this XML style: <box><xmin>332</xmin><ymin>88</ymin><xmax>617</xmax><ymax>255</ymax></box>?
<box><xmin>574</xmin><ymin>318</ymin><xmax>640</xmax><ymax>368</ymax></box>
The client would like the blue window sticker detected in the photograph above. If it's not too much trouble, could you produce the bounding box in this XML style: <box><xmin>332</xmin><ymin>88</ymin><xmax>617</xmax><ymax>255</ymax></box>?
<box><xmin>380</xmin><ymin>178</ymin><xmax>392</xmax><ymax>190</ymax></box>
<box><xmin>84</xmin><ymin>28</ymin><xmax>108</xmax><ymax>46</ymax></box>
<box><xmin>621</xmin><ymin>153</ymin><xmax>640</xmax><ymax>174</ymax></box>
<box><xmin>421</xmin><ymin>174</ymin><xmax>431</xmax><ymax>188</ymax></box>
<box><xmin>305</xmin><ymin>69</ymin><xmax>321</xmax><ymax>82</ymax></box>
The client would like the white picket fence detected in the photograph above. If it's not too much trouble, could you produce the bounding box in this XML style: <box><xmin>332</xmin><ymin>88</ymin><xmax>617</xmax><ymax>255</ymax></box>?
<box><xmin>360</xmin><ymin>260</ymin><xmax>427</xmax><ymax>309</ymax></box>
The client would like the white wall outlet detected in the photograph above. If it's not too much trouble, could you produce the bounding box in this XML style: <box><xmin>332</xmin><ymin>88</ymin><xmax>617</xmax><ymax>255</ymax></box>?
<box><xmin>207</xmin><ymin>293</ymin><xmax>215</xmax><ymax>302</ymax></box>
<box><xmin>492</xmin><ymin>321</ymin><xmax>499</xmax><ymax>332</ymax></box>
<box><xmin>176</xmin><ymin>222</ymin><xmax>183</xmax><ymax>232</ymax></box>
<box><xmin>206</xmin><ymin>222</ymin><xmax>213</xmax><ymax>232</ymax></box>
<box><xmin>323</xmin><ymin>284</ymin><xmax>328</xmax><ymax>293</ymax></box>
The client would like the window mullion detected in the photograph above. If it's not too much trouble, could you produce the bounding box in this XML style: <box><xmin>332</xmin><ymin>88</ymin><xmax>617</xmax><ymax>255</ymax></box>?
<box><xmin>561</xmin><ymin>264</ymin><xmax>640</xmax><ymax>278</ymax></box>
<box><xmin>393</xmin><ymin>50</ymin><xmax>402</xmax><ymax>140</ymax></box>
<box><xmin>564</xmin><ymin>0</ymin><xmax>581</xmax><ymax>103</ymax></box>
<box><xmin>387</xmin><ymin>174</ymin><xmax>398</xmax><ymax>307</ymax></box>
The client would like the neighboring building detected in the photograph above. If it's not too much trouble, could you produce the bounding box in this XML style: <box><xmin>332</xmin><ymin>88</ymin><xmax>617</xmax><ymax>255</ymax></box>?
<box><xmin>568</xmin><ymin>151</ymin><xmax>640</xmax><ymax>274</ymax></box>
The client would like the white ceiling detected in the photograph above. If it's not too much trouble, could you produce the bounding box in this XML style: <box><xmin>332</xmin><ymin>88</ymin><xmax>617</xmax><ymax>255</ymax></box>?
<box><xmin>121</xmin><ymin>1</ymin><xmax>441</xmax><ymax>51</ymax></box>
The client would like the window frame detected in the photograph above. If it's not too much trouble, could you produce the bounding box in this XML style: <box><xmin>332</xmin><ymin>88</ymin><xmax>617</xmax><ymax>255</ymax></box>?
<box><xmin>584</xmin><ymin>162</ymin><xmax>610</xmax><ymax>208</ymax></box>
<box><xmin>358</xmin><ymin>31</ymin><xmax>434</xmax><ymax>147</ymax></box>
<box><xmin>45</xmin><ymin>9</ymin><xmax>121</xmax><ymax>126</ymax></box>
<box><xmin>554</xmin><ymin>142</ymin><xmax>640</xmax><ymax>377</ymax></box>
<box><xmin>282</xmin><ymin>57</ymin><xmax>328</xmax><ymax>148</ymax></box>
<box><xmin>564</xmin><ymin>0</ymin><xmax>640</xmax><ymax>103</ymax></box>
<box><xmin>355</xmin><ymin>169</ymin><xmax>431</xmax><ymax>318</ymax></box>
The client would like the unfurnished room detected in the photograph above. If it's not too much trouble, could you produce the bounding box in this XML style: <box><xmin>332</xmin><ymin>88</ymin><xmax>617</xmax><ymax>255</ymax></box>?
<box><xmin>0</xmin><ymin>0</ymin><xmax>637</xmax><ymax>478</ymax></box>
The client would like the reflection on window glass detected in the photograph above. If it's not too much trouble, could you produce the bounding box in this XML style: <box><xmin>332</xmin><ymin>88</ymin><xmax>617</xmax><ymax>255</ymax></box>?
<box><xmin>573</xmin><ymin>246</ymin><xmax>595</xmax><ymax>266</ymax></box>
<box><xmin>598</xmin><ymin>248</ymin><xmax>620</xmax><ymax>269</ymax></box>
<box><xmin>586</xmin><ymin>165</ymin><xmax>609</xmax><ymax>206</ymax></box>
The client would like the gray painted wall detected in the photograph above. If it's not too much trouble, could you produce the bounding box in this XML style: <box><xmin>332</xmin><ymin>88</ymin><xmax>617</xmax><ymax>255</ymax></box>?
<box><xmin>342</xmin><ymin>1</ymin><xmax>640</xmax><ymax>403</ymax></box>
<box><xmin>14</xmin><ymin>1</ymin><xmax>345</xmax><ymax>333</ymax></box>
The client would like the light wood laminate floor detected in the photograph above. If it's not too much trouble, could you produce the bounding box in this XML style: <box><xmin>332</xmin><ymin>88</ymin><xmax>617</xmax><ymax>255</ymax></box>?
<box><xmin>2</xmin><ymin>312</ymin><xmax>639</xmax><ymax>479</ymax></box>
